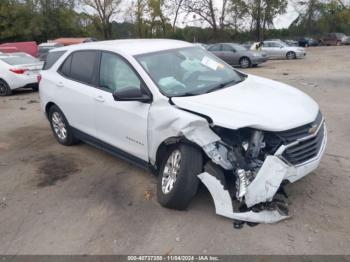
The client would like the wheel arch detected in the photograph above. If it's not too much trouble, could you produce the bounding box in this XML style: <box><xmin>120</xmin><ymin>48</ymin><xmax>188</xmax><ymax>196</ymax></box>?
<box><xmin>45</xmin><ymin>101</ymin><xmax>57</xmax><ymax>118</ymax></box>
<box><xmin>154</xmin><ymin>136</ymin><xmax>205</xmax><ymax>174</ymax></box>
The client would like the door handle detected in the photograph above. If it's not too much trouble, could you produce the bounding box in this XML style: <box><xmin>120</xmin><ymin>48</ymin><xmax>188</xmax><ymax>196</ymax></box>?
<box><xmin>94</xmin><ymin>96</ymin><xmax>105</xmax><ymax>103</ymax></box>
<box><xmin>56</xmin><ymin>82</ymin><xmax>64</xmax><ymax>88</ymax></box>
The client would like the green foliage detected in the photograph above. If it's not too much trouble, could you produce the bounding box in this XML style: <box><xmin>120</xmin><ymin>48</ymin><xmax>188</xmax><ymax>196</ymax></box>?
<box><xmin>0</xmin><ymin>0</ymin><xmax>94</xmax><ymax>43</ymax></box>
<box><xmin>0</xmin><ymin>0</ymin><xmax>349</xmax><ymax>45</ymax></box>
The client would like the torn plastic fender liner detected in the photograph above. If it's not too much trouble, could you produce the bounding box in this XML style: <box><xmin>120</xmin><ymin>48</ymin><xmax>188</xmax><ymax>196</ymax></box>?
<box><xmin>244</xmin><ymin>156</ymin><xmax>288</xmax><ymax>208</ymax></box>
<box><xmin>198</xmin><ymin>172</ymin><xmax>289</xmax><ymax>224</ymax></box>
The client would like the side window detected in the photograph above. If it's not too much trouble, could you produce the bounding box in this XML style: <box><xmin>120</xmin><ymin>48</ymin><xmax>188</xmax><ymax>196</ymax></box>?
<box><xmin>43</xmin><ymin>51</ymin><xmax>66</xmax><ymax>70</ymax></box>
<box><xmin>69</xmin><ymin>51</ymin><xmax>98</xmax><ymax>85</ymax></box>
<box><xmin>222</xmin><ymin>45</ymin><xmax>233</xmax><ymax>52</ymax></box>
<box><xmin>208</xmin><ymin>44</ymin><xmax>221</xmax><ymax>51</ymax></box>
<box><xmin>59</xmin><ymin>54</ymin><xmax>72</xmax><ymax>76</ymax></box>
<box><xmin>99</xmin><ymin>52</ymin><xmax>141</xmax><ymax>92</ymax></box>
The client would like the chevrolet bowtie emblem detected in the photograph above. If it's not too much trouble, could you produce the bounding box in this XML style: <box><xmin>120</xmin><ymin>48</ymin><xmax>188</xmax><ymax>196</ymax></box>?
<box><xmin>308</xmin><ymin>124</ymin><xmax>318</xmax><ymax>134</ymax></box>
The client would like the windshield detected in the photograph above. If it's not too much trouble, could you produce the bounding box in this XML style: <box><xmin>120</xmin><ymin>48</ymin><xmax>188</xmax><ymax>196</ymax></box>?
<box><xmin>0</xmin><ymin>54</ymin><xmax>39</xmax><ymax>65</ymax></box>
<box><xmin>135</xmin><ymin>47</ymin><xmax>243</xmax><ymax>97</ymax></box>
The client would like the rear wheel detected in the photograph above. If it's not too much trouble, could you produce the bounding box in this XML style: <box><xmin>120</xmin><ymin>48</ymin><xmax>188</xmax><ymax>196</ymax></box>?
<box><xmin>157</xmin><ymin>144</ymin><xmax>203</xmax><ymax>210</ymax></box>
<box><xmin>48</xmin><ymin>105</ymin><xmax>78</xmax><ymax>146</ymax></box>
<box><xmin>239</xmin><ymin>57</ymin><xmax>251</xmax><ymax>68</ymax></box>
<box><xmin>0</xmin><ymin>79</ymin><xmax>12</xmax><ymax>96</ymax></box>
<box><xmin>286</xmin><ymin>51</ymin><xmax>296</xmax><ymax>60</ymax></box>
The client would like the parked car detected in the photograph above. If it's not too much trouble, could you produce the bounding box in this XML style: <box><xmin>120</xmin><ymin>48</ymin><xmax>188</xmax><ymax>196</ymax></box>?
<box><xmin>0</xmin><ymin>41</ymin><xmax>38</xmax><ymax>57</ymax></box>
<box><xmin>341</xmin><ymin>36</ymin><xmax>350</xmax><ymax>45</ymax></box>
<box><xmin>284</xmin><ymin>40</ymin><xmax>299</xmax><ymax>47</ymax></box>
<box><xmin>39</xmin><ymin>39</ymin><xmax>326</xmax><ymax>224</ymax></box>
<box><xmin>258</xmin><ymin>40</ymin><xmax>306</xmax><ymax>59</ymax></box>
<box><xmin>38</xmin><ymin>42</ymin><xmax>64</xmax><ymax>61</ymax></box>
<box><xmin>207</xmin><ymin>43</ymin><xmax>267</xmax><ymax>68</ymax></box>
<box><xmin>241</xmin><ymin>41</ymin><xmax>254</xmax><ymax>50</ymax></box>
<box><xmin>0</xmin><ymin>52</ymin><xmax>43</xmax><ymax>96</ymax></box>
<box><xmin>52</xmin><ymin>37</ymin><xmax>97</xmax><ymax>46</ymax></box>
<box><xmin>321</xmin><ymin>33</ymin><xmax>347</xmax><ymax>46</ymax></box>
<box><xmin>298</xmin><ymin>37</ymin><xmax>319</xmax><ymax>47</ymax></box>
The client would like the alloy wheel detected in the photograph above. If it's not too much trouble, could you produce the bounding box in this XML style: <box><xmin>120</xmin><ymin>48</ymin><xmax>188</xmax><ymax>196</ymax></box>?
<box><xmin>240</xmin><ymin>58</ymin><xmax>250</xmax><ymax>68</ymax></box>
<box><xmin>51</xmin><ymin>112</ymin><xmax>67</xmax><ymax>141</ymax></box>
<box><xmin>161</xmin><ymin>150</ymin><xmax>181</xmax><ymax>194</ymax></box>
<box><xmin>0</xmin><ymin>81</ymin><xmax>8</xmax><ymax>96</ymax></box>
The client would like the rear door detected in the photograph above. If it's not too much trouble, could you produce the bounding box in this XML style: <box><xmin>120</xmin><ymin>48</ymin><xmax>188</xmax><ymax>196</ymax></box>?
<box><xmin>55</xmin><ymin>50</ymin><xmax>100</xmax><ymax>136</ymax></box>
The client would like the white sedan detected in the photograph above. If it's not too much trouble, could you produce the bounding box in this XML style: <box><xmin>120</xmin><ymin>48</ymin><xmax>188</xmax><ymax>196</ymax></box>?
<box><xmin>252</xmin><ymin>40</ymin><xmax>306</xmax><ymax>60</ymax></box>
<box><xmin>0</xmin><ymin>52</ymin><xmax>43</xmax><ymax>96</ymax></box>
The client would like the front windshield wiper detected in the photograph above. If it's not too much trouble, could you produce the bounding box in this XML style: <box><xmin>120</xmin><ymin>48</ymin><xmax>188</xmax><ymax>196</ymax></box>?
<box><xmin>204</xmin><ymin>78</ymin><xmax>243</xmax><ymax>94</ymax></box>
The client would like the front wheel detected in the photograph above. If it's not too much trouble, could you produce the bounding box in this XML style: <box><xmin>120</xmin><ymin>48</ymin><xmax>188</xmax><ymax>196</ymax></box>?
<box><xmin>239</xmin><ymin>57</ymin><xmax>251</xmax><ymax>68</ymax></box>
<box><xmin>286</xmin><ymin>51</ymin><xmax>296</xmax><ymax>60</ymax></box>
<box><xmin>157</xmin><ymin>144</ymin><xmax>203</xmax><ymax>210</ymax></box>
<box><xmin>0</xmin><ymin>79</ymin><xmax>12</xmax><ymax>96</ymax></box>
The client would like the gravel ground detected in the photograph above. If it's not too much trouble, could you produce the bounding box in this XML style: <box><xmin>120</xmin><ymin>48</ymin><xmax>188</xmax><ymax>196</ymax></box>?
<box><xmin>0</xmin><ymin>46</ymin><xmax>349</xmax><ymax>255</ymax></box>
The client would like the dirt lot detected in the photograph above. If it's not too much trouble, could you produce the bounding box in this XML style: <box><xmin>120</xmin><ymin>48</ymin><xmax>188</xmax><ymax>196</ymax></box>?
<box><xmin>0</xmin><ymin>46</ymin><xmax>349</xmax><ymax>255</ymax></box>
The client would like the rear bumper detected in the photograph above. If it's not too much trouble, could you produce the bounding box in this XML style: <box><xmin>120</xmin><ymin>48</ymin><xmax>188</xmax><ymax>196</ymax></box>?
<box><xmin>7</xmin><ymin>74</ymin><xmax>38</xmax><ymax>90</ymax></box>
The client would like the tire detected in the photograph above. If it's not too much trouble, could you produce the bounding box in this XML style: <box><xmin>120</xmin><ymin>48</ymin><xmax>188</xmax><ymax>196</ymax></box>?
<box><xmin>48</xmin><ymin>105</ymin><xmax>78</xmax><ymax>146</ymax></box>
<box><xmin>157</xmin><ymin>143</ymin><xmax>203</xmax><ymax>210</ymax></box>
<box><xmin>0</xmin><ymin>79</ymin><xmax>12</xmax><ymax>96</ymax></box>
<box><xmin>239</xmin><ymin>57</ymin><xmax>251</xmax><ymax>68</ymax></box>
<box><xmin>286</xmin><ymin>51</ymin><xmax>296</xmax><ymax>60</ymax></box>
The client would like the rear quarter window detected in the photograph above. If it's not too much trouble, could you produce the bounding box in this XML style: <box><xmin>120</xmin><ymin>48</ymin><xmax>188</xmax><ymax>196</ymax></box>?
<box><xmin>43</xmin><ymin>51</ymin><xmax>66</xmax><ymax>70</ymax></box>
<box><xmin>58</xmin><ymin>50</ymin><xmax>99</xmax><ymax>86</ymax></box>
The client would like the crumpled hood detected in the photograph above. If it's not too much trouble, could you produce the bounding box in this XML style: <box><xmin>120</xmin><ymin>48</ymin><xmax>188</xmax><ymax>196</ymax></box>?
<box><xmin>172</xmin><ymin>75</ymin><xmax>319</xmax><ymax>132</ymax></box>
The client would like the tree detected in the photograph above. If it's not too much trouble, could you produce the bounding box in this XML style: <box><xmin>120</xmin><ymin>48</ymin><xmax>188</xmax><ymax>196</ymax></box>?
<box><xmin>80</xmin><ymin>0</ymin><xmax>122</xmax><ymax>39</ymax></box>
<box><xmin>148</xmin><ymin>0</ymin><xmax>168</xmax><ymax>36</ymax></box>
<box><xmin>182</xmin><ymin>0</ymin><xmax>219</xmax><ymax>32</ymax></box>
<box><xmin>134</xmin><ymin>0</ymin><xmax>148</xmax><ymax>37</ymax></box>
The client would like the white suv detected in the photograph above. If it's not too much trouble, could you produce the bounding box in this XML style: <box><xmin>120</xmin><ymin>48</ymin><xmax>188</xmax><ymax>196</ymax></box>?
<box><xmin>39</xmin><ymin>39</ymin><xmax>327</xmax><ymax>224</ymax></box>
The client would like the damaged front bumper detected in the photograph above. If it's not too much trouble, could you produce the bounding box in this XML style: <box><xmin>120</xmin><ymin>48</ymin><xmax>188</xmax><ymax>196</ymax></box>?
<box><xmin>198</xmin><ymin>124</ymin><xmax>327</xmax><ymax>224</ymax></box>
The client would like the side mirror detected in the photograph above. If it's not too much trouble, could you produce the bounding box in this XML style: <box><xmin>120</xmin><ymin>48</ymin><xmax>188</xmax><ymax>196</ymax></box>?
<box><xmin>112</xmin><ymin>88</ymin><xmax>152</xmax><ymax>103</ymax></box>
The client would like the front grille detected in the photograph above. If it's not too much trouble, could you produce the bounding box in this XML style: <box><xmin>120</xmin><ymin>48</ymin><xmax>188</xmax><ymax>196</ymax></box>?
<box><xmin>275</xmin><ymin>112</ymin><xmax>323</xmax><ymax>143</ymax></box>
<box><xmin>271</xmin><ymin>112</ymin><xmax>325</xmax><ymax>165</ymax></box>
<box><xmin>282</xmin><ymin>123</ymin><xmax>325</xmax><ymax>165</ymax></box>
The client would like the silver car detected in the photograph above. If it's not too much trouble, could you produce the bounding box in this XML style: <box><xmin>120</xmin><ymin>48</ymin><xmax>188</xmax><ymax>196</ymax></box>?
<box><xmin>259</xmin><ymin>40</ymin><xmax>306</xmax><ymax>60</ymax></box>
<box><xmin>208</xmin><ymin>43</ymin><xmax>267</xmax><ymax>68</ymax></box>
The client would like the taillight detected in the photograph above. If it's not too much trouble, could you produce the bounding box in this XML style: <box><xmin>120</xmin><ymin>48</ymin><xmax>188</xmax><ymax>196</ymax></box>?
<box><xmin>9</xmin><ymin>68</ymin><xmax>27</xmax><ymax>74</ymax></box>
<box><xmin>37</xmin><ymin>74</ymin><xmax>42</xmax><ymax>84</ymax></box>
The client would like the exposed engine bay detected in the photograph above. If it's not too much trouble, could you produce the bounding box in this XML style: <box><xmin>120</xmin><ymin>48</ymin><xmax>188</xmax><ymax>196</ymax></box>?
<box><xmin>182</xmin><ymin>112</ymin><xmax>327</xmax><ymax>225</ymax></box>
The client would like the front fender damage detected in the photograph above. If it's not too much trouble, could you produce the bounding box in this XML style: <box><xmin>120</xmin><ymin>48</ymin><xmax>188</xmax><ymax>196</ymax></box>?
<box><xmin>148</xmin><ymin>102</ymin><xmax>290</xmax><ymax>224</ymax></box>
